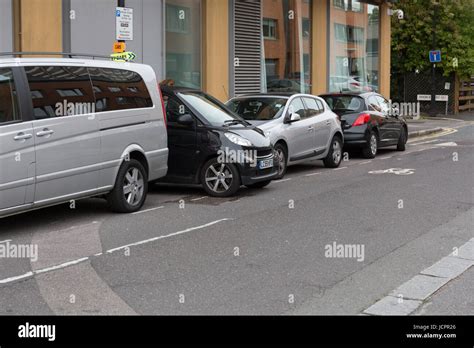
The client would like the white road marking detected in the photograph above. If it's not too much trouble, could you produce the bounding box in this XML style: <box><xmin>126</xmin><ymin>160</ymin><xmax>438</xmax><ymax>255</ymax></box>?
<box><xmin>106</xmin><ymin>218</ymin><xmax>233</xmax><ymax>254</ymax></box>
<box><xmin>0</xmin><ymin>219</ymin><xmax>233</xmax><ymax>285</ymax></box>
<box><xmin>274</xmin><ymin>178</ymin><xmax>292</xmax><ymax>183</ymax></box>
<box><xmin>410</xmin><ymin>139</ymin><xmax>439</xmax><ymax>146</ymax></box>
<box><xmin>435</xmin><ymin>142</ymin><xmax>458</xmax><ymax>147</ymax></box>
<box><xmin>333</xmin><ymin>167</ymin><xmax>347</xmax><ymax>171</ymax></box>
<box><xmin>190</xmin><ymin>196</ymin><xmax>209</xmax><ymax>202</ymax></box>
<box><xmin>358</xmin><ymin>161</ymin><xmax>372</xmax><ymax>165</ymax></box>
<box><xmin>132</xmin><ymin>206</ymin><xmax>165</xmax><ymax>215</ymax></box>
<box><xmin>378</xmin><ymin>156</ymin><xmax>393</xmax><ymax>160</ymax></box>
<box><xmin>304</xmin><ymin>172</ymin><xmax>322</xmax><ymax>177</ymax></box>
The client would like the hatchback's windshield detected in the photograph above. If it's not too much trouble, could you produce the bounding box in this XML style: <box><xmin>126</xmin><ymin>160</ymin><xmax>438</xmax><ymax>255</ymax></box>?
<box><xmin>178</xmin><ymin>92</ymin><xmax>245</xmax><ymax>127</ymax></box>
<box><xmin>227</xmin><ymin>97</ymin><xmax>288</xmax><ymax>121</ymax></box>
<box><xmin>321</xmin><ymin>95</ymin><xmax>365</xmax><ymax>112</ymax></box>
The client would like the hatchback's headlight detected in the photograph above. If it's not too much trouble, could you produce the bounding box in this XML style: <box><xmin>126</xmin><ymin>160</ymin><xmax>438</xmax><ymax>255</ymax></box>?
<box><xmin>265</xmin><ymin>131</ymin><xmax>272</xmax><ymax>137</ymax></box>
<box><xmin>225</xmin><ymin>132</ymin><xmax>252</xmax><ymax>147</ymax></box>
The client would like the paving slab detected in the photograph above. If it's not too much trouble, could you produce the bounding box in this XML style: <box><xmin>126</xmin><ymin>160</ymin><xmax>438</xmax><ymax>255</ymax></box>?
<box><xmin>364</xmin><ymin>296</ymin><xmax>422</xmax><ymax>316</ymax></box>
<box><xmin>421</xmin><ymin>256</ymin><xmax>473</xmax><ymax>279</ymax></box>
<box><xmin>388</xmin><ymin>274</ymin><xmax>450</xmax><ymax>301</ymax></box>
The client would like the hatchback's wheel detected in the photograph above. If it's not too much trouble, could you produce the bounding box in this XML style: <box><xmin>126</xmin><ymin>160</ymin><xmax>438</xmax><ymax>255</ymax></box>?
<box><xmin>107</xmin><ymin>159</ymin><xmax>148</xmax><ymax>213</ymax></box>
<box><xmin>200</xmin><ymin>158</ymin><xmax>241</xmax><ymax>197</ymax></box>
<box><xmin>274</xmin><ymin>143</ymin><xmax>288</xmax><ymax>179</ymax></box>
<box><xmin>246</xmin><ymin>180</ymin><xmax>272</xmax><ymax>189</ymax></box>
<box><xmin>323</xmin><ymin>136</ymin><xmax>343</xmax><ymax>168</ymax></box>
<box><xmin>362</xmin><ymin>132</ymin><xmax>378</xmax><ymax>159</ymax></box>
<box><xmin>397</xmin><ymin>127</ymin><xmax>407</xmax><ymax>151</ymax></box>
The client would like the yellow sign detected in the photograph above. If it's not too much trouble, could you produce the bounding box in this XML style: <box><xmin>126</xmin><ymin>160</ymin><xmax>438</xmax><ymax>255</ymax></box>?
<box><xmin>113</xmin><ymin>42</ymin><xmax>126</xmax><ymax>53</ymax></box>
<box><xmin>110</xmin><ymin>51</ymin><xmax>136</xmax><ymax>62</ymax></box>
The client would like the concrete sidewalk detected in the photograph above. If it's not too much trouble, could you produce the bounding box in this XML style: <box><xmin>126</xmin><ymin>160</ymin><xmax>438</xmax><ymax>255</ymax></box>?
<box><xmin>407</xmin><ymin>113</ymin><xmax>473</xmax><ymax>138</ymax></box>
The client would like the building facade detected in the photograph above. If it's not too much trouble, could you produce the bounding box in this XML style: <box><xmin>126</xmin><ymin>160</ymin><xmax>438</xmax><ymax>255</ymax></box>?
<box><xmin>0</xmin><ymin>0</ymin><xmax>393</xmax><ymax>101</ymax></box>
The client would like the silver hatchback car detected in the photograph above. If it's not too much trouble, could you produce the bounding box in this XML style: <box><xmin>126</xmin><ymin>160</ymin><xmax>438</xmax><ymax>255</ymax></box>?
<box><xmin>226</xmin><ymin>93</ymin><xmax>344</xmax><ymax>179</ymax></box>
<box><xmin>0</xmin><ymin>55</ymin><xmax>168</xmax><ymax>218</ymax></box>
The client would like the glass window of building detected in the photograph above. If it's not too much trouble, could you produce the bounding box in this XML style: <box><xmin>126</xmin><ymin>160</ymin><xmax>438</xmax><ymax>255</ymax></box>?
<box><xmin>329</xmin><ymin>1</ymin><xmax>380</xmax><ymax>93</ymax></box>
<box><xmin>262</xmin><ymin>0</ymin><xmax>312</xmax><ymax>94</ymax></box>
<box><xmin>165</xmin><ymin>0</ymin><xmax>201</xmax><ymax>89</ymax></box>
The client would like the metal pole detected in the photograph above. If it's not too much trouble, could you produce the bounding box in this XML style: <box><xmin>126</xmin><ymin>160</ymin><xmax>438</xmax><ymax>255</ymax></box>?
<box><xmin>430</xmin><ymin>3</ymin><xmax>439</xmax><ymax>116</ymax></box>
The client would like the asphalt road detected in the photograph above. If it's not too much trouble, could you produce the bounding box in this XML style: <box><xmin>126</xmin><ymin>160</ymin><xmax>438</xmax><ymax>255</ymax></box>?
<box><xmin>0</xmin><ymin>122</ymin><xmax>472</xmax><ymax>315</ymax></box>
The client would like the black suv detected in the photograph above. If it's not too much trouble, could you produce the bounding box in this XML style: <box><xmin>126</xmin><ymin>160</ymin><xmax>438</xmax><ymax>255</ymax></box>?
<box><xmin>158</xmin><ymin>87</ymin><xmax>278</xmax><ymax>197</ymax></box>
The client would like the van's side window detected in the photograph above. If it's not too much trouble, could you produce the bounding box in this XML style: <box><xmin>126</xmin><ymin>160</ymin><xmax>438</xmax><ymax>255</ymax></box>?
<box><xmin>88</xmin><ymin>68</ymin><xmax>153</xmax><ymax>112</ymax></box>
<box><xmin>25</xmin><ymin>66</ymin><xmax>95</xmax><ymax>119</ymax></box>
<box><xmin>0</xmin><ymin>68</ymin><xmax>20</xmax><ymax>124</ymax></box>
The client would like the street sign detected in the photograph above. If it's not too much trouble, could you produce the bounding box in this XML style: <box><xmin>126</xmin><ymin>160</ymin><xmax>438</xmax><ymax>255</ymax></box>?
<box><xmin>435</xmin><ymin>95</ymin><xmax>449</xmax><ymax>102</ymax></box>
<box><xmin>429</xmin><ymin>50</ymin><xmax>441</xmax><ymax>63</ymax></box>
<box><xmin>417</xmin><ymin>94</ymin><xmax>432</xmax><ymax>101</ymax></box>
<box><xmin>116</xmin><ymin>7</ymin><xmax>133</xmax><ymax>41</ymax></box>
<box><xmin>110</xmin><ymin>51</ymin><xmax>136</xmax><ymax>62</ymax></box>
<box><xmin>113</xmin><ymin>42</ymin><xmax>126</xmax><ymax>53</ymax></box>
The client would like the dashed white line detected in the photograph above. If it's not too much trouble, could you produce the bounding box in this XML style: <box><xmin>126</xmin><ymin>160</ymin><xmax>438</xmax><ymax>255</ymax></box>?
<box><xmin>378</xmin><ymin>156</ymin><xmax>392</xmax><ymax>160</ymax></box>
<box><xmin>274</xmin><ymin>178</ymin><xmax>292</xmax><ymax>183</ymax></box>
<box><xmin>190</xmin><ymin>196</ymin><xmax>208</xmax><ymax>202</ymax></box>
<box><xmin>105</xmin><ymin>218</ymin><xmax>233</xmax><ymax>254</ymax></box>
<box><xmin>132</xmin><ymin>206</ymin><xmax>164</xmax><ymax>215</ymax></box>
<box><xmin>304</xmin><ymin>172</ymin><xmax>322</xmax><ymax>177</ymax></box>
<box><xmin>0</xmin><ymin>219</ymin><xmax>233</xmax><ymax>285</ymax></box>
<box><xmin>333</xmin><ymin>167</ymin><xmax>347</xmax><ymax>171</ymax></box>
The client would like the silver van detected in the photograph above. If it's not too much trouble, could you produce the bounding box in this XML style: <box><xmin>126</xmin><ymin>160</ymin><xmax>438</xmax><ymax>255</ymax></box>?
<box><xmin>0</xmin><ymin>56</ymin><xmax>168</xmax><ymax>217</ymax></box>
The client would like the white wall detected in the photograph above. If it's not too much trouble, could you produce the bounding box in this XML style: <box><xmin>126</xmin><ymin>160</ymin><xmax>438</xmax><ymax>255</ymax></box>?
<box><xmin>69</xmin><ymin>0</ymin><xmax>164</xmax><ymax>80</ymax></box>
<box><xmin>0</xmin><ymin>0</ymin><xmax>13</xmax><ymax>52</ymax></box>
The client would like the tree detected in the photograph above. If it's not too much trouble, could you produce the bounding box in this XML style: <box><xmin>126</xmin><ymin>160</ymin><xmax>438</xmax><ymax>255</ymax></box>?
<box><xmin>391</xmin><ymin>0</ymin><xmax>474</xmax><ymax>78</ymax></box>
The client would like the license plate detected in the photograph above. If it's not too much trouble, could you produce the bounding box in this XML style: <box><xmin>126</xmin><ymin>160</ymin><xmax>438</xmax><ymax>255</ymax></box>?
<box><xmin>258</xmin><ymin>158</ymin><xmax>273</xmax><ymax>170</ymax></box>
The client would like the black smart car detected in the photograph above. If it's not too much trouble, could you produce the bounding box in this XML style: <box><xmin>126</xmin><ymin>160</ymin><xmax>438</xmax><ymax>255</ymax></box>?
<box><xmin>320</xmin><ymin>92</ymin><xmax>408</xmax><ymax>159</ymax></box>
<box><xmin>158</xmin><ymin>86</ymin><xmax>278</xmax><ymax>197</ymax></box>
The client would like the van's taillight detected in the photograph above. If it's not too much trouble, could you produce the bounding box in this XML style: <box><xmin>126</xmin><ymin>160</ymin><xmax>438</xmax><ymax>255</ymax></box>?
<box><xmin>352</xmin><ymin>113</ymin><xmax>371</xmax><ymax>127</ymax></box>
<box><xmin>158</xmin><ymin>84</ymin><xmax>167</xmax><ymax>127</ymax></box>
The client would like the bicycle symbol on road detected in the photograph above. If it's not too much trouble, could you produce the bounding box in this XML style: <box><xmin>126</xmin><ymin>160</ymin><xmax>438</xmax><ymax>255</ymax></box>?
<box><xmin>368</xmin><ymin>168</ymin><xmax>415</xmax><ymax>176</ymax></box>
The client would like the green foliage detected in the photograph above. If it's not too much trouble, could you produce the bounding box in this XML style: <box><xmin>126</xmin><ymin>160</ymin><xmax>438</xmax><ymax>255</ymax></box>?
<box><xmin>391</xmin><ymin>0</ymin><xmax>474</xmax><ymax>78</ymax></box>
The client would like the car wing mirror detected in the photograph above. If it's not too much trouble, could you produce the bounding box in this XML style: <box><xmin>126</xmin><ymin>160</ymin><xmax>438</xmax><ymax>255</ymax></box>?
<box><xmin>177</xmin><ymin>113</ymin><xmax>194</xmax><ymax>126</ymax></box>
<box><xmin>289</xmin><ymin>113</ymin><xmax>301</xmax><ymax>123</ymax></box>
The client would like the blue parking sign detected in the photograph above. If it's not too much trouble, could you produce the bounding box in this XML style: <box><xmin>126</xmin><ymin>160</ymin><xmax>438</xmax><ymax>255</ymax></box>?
<box><xmin>116</xmin><ymin>10</ymin><xmax>121</xmax><ymax>17</ymax></box>
<box><xmin>429</xmin><ymin>50</ymin><xmax>441</xmax><ymax>63</ymax></box>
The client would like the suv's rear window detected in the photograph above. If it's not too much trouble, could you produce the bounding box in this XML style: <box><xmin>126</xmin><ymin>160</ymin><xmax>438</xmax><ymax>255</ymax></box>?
<box><xmin>227</xmin><ymin>97</ymin><xmax>288</xmax><ymax>121</ymax></box>
<box><xmin>25</xmin><ymin>66</ymin><xmax>95</xmax><ymax>119</ymax></box>
<box><xmin>0</xmin><ymin>68</ymin><xmax>20</xmax><ymax>124</ymax></box>
<box><xmin>88</xmin><ymin>68</ymin><xmax>153</xmax><ymax>112</ymax></box>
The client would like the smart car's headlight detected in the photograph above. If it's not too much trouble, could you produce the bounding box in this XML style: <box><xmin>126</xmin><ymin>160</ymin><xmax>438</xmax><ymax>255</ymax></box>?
<box><xmin>225</xmin><ymin>133</ymin><xmax>253</xmax><ymax>147</ymax></box>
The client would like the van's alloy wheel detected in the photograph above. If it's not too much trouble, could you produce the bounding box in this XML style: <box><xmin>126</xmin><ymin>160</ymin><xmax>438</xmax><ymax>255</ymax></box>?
<box><xmin>200</xmin><ymin>159</ymin><xmax>240</xmax><ymax>197</ymax></box>
<box><xmin>107</xmin><ymin>159</ymin><xmax>148</xmax><ymax>213</ymax></box>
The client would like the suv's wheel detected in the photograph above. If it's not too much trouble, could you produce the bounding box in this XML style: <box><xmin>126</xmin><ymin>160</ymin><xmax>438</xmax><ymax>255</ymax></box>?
<box><xmin>362</xmin><ymin>132</ymin><xmax>378</xmax><ymax>159</ymax></box>
<box><xmin>323</xmin><ymin>136</ymin><xmax>343</xmax><ymax>168</ymax></box>
<box><xmin>107</xmin><ymin>159</ymin><xmax>148</xmax><ymax>213</ymax></box>
<box><xmin>200</xmin><ymin>158</ymin><xmax>241</xmax><ymax>197</ymax></box>
<box><xmin>274</xmin><ymin>143</ymin><xmax>288</xmax><ymax>179</ymax></box>
<box><xmin>397</xmin><ymin>127</ymin><xmax>407</xmax><ymax>151</ymax></box>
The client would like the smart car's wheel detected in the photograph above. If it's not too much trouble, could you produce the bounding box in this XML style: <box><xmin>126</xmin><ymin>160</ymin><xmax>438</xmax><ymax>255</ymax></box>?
<box><xmin>246</xmin><ymin>180</ymin><xmax>272</xmax><ymax>189</ymax></box>
<box><xmin>323</xmin><ymin>136</ymin><xmax>343</xmax><ymax>168</ymax></box>
<box><xmin>200</xmin><ymin>158</ymin><xmax>241</xmax><ymax>197</ymax></box>
<box><xmin>362</xmin><ymin>132</ymin><xmax>378</xmax><ymax>159</ymax></box>
<box><xmin>107</xmin><ymin>159</ymin><xmax>148</xmax><ymax>213</ymax></box>
<box><xmin>397</xmin><ymin>127</ymin><xmax>407</xmax><ymax>151</ymax></box>
<box><xmin>274</xmin><ymin>143</ymin><xmax>288</xmax><ymax>179</ymax></box>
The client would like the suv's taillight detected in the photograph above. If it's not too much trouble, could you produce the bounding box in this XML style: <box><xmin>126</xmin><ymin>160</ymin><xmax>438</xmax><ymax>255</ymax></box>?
<box><xmin>352</xmin><ymin>113</ymin><xmax>371</xmax><ymax>127</ymax></box>
<box><xmin>158</xmin><ymin>84</ymin><xmax>167</xmax><ymax>127</ymax></box>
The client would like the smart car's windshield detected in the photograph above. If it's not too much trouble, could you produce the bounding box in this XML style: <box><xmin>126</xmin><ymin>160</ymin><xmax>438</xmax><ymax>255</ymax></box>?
<box><xmin>226</xmin><ymin>97</ymin><xmax>288</xmax><ymax>121</ymax></box>
<box><xmin>178</xmin><ymin>92</ymin><xmax>247</xmax><ymax>127</ymax></box>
